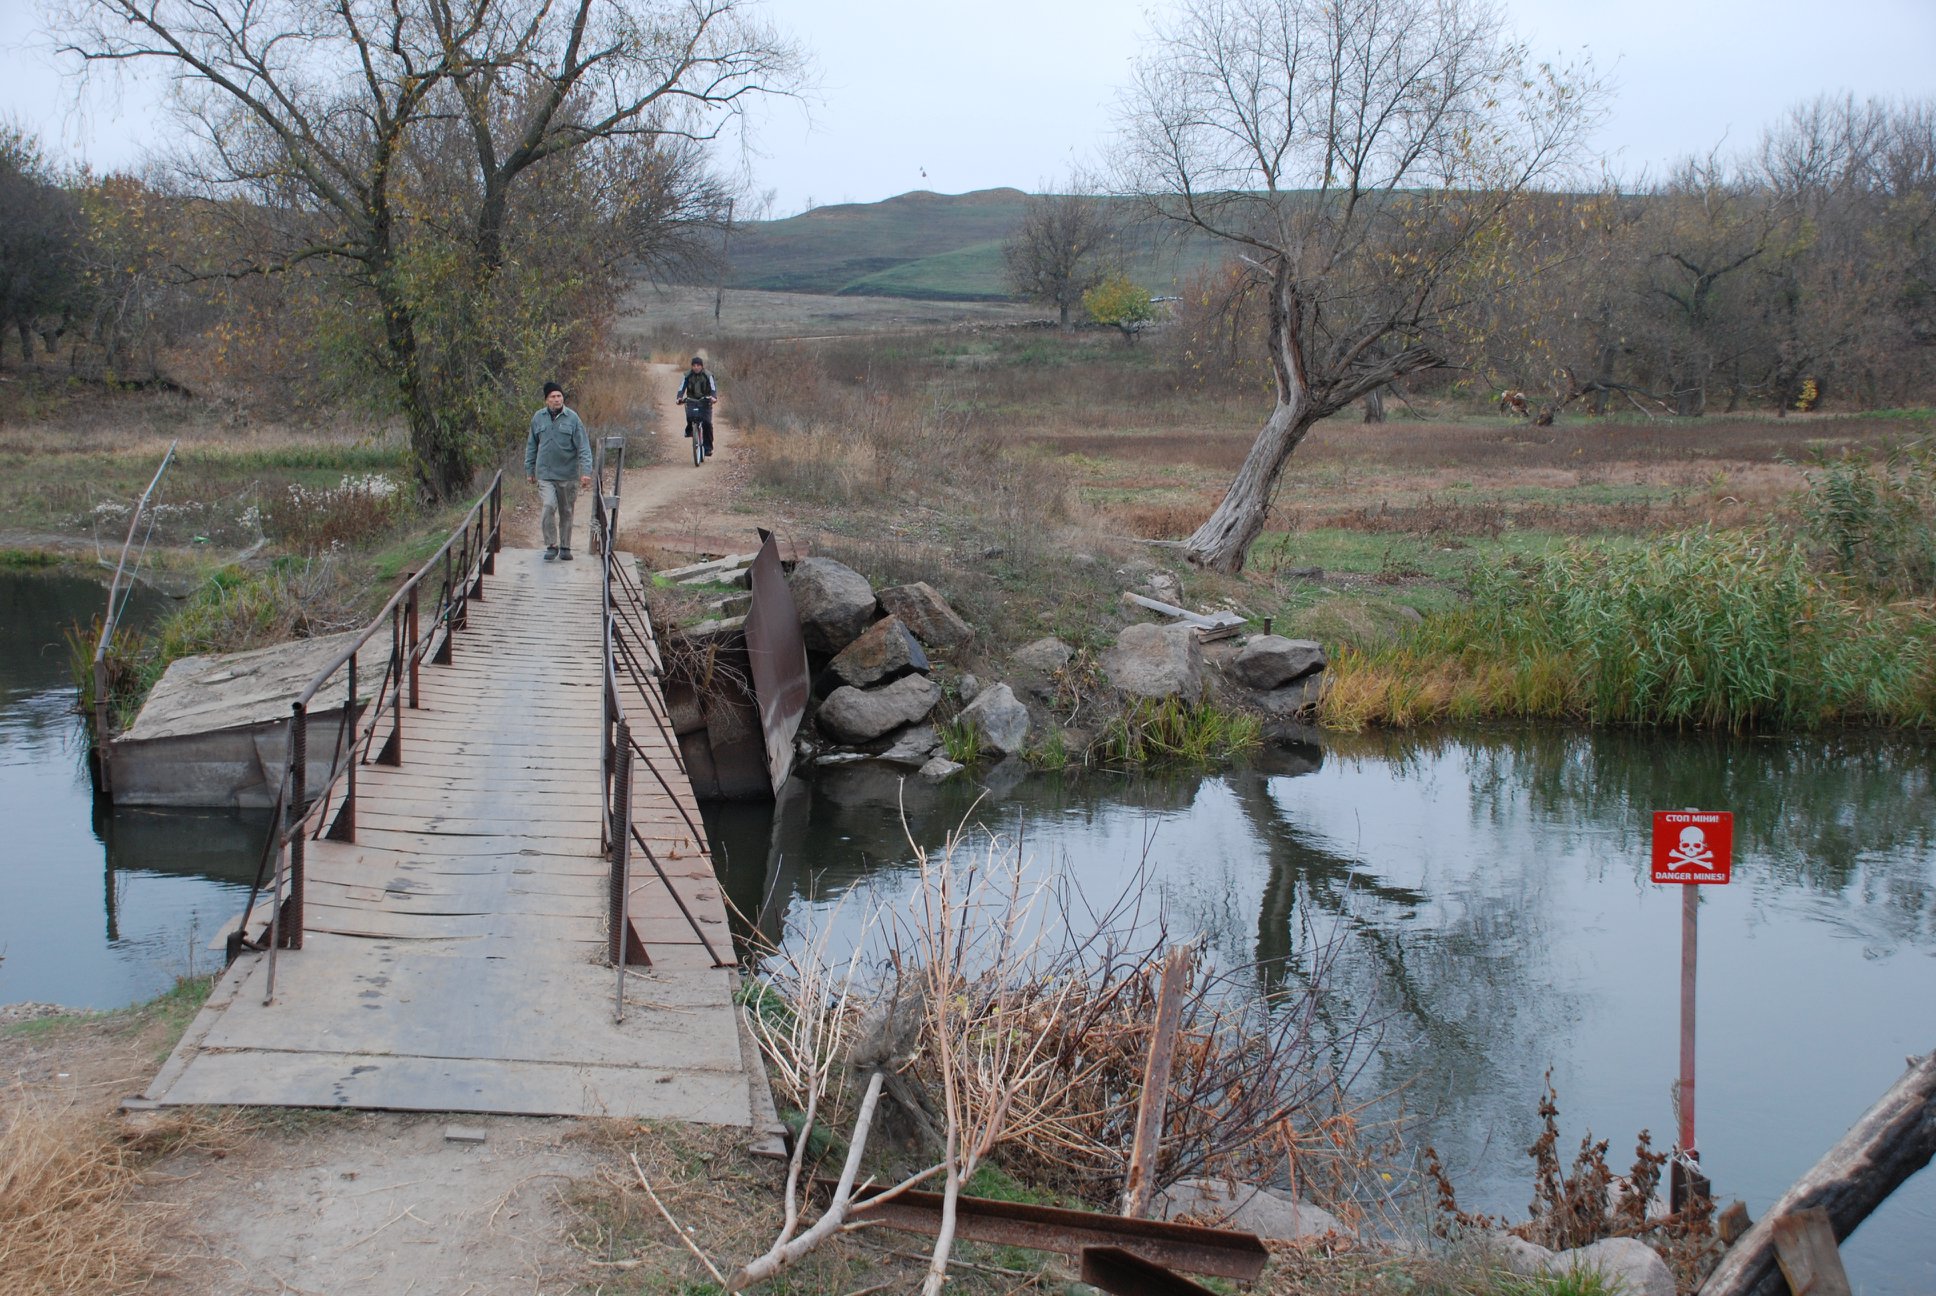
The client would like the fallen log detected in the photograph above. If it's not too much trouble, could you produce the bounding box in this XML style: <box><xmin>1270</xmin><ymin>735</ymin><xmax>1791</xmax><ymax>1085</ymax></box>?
<box><xmin>1700</xmin><ymin>1050</ymin><xmax>1936</xmax><ymax>1296</ymax></box>
<box><xmin>1120</xmin><ymin>592</ymin><xmax>1246</xmax><ymax>631</ymax></box>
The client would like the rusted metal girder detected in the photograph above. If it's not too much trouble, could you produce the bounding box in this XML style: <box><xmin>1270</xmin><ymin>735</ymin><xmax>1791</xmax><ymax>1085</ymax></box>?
<box><xmin>743</xmin><ymin>527</ymin><xmax>809</xmax><ymax>794</ymax></box>
<box><xmin>841</xmin><ymin>1183</ymin><xmax>1269</xmax><ymax>1281</ymax></box>
<box><xmin>1081</xmin><ymin>1245</ymin><xmax>1220</xmax><ymax>1296</ymax></box>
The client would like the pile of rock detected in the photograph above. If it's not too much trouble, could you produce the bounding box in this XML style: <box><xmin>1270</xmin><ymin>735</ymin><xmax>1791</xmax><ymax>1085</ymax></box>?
<box><xmin>1153</xmin><ymin>1179</ymin><xmax>1673</xmax><ymax>1296</ymax></box>
<box><xmin>789</xmin><ymin>558</ymin><xmax>986</xmax><ymax>782</ymax></box>
<box><xmin>1094</xmin><ymin>616</ymin><xmax>1328</xmax><ymax>722</ymax></box>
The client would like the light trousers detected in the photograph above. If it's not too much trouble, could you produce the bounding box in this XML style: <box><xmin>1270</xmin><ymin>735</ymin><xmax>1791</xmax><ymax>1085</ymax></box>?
<box><xmin>538</xmin><ymin>478</ymin><xmax>578</xmax><ymax>549</ymax></box>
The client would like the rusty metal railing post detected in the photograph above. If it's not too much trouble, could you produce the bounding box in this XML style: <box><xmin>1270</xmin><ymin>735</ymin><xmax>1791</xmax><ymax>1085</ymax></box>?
<box><xmin>383</xmin><ymin>608</ymin><xmax>403</xmax><ymax>765</ymax></box>
<box><xmin>486</xmin><ymin>476</ymin><xmax>501</xmax><ymax>571</ymax></box>
<box><xmin>611</xmin><ymin>722</ymin><xmax>634</xmax><ymax>1022</ymax></box>
<box><xmin>407</xmin><ymin>585</ymin><xmax>421</xmax><ymax>706</ymax></box>
<box><xmin>283</xmin><ymin>702</ymin><xmax>307</xmax><ymax>951</ymax></box>
<box><xmin>469</xmin><ymin>511</ymin><xmax>485</xmax><ymax>600</ymax></box>
<box><xmin>334</xmin><ymin>652</ymin><xmax>357</xmax><ymax>841</ymax></box>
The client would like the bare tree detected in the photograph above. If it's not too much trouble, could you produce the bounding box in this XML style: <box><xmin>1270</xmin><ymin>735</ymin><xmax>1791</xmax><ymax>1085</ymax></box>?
<box><xmin>1116</xmin><ymin>0</ymin><xmax>1601</xmax><ymax>571</ymax></box>
<box><xmin>54</xmin><ymin>0</ymin><xmax>799</xmax><ymax>497</ymax></box>
<box><xmin>1002</xmin><ymin>186</ymin><xmax>1119</xmax><ymax>328</ymax></box>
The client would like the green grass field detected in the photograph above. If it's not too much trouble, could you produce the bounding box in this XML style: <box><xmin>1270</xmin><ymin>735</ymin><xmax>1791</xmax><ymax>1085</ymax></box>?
<box><xmin>723</xmin><ymin>188</ymin><xmax>1225</xmax><ymax>301</ymax></box>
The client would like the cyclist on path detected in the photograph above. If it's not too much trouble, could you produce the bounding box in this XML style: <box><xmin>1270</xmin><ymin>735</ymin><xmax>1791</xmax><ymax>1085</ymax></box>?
<box><xmin>674</xmin><ymin>356</ymin><xmax>718</xmax><ymax>458</ymax></box>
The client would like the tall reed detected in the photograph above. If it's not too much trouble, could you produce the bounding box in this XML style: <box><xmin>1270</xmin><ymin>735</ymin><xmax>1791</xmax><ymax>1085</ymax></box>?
<box><xmin>1324</xmin><ymin>529</ymin><xmax>1931</xmax><ymax>731</ymax></box>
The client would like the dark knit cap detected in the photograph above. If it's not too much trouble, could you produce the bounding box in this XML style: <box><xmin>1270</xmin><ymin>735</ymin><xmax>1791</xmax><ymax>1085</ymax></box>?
<box><xmin>542</xmin><ymin>381</ymin><xmax>563</xmax><ymax>396</ymax></box>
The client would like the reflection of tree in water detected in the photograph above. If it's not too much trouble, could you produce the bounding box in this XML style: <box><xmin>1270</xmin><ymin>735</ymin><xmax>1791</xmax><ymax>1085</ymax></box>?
<box><xmin>1224</xmin><ymin>764</ymin><xmax>1573</xmax><ymax>1188</ymax></box>
<box><xmin>1418</xmin><ymin>729</ymin><xmax>1936</xmax><ymax>947</ymax></box>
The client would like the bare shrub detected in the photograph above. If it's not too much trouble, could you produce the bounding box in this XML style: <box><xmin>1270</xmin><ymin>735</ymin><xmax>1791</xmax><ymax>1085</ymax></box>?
<box><xmin>729</xmin><ymin>822</ymin><xmax>1388</xmax><ymax>1291</ymax></box>
<box><xmin>262</xmin><ymin>474</ymin><xmax>406</xmax><ymax>553</ymax></box>
<box><xmin>1427</xmin><ymin>1072</ymin><xmax>1720</xmax><ymax>1290</ymax></box>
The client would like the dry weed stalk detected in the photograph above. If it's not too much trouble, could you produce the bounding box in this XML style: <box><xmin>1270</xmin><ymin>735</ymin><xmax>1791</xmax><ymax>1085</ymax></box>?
<box><xmin>722</xmin><ymin>814</ymin><xmax>1386</xmax><ymax>1291</ymax></box>
<box><xmin>1426</xmin><ymin>1072</ymin><xmax>1719</xmax><ymax>1289</ymax></box>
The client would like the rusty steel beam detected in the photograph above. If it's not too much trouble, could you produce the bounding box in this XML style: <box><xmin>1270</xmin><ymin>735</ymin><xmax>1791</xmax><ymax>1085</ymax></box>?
<box><xmin>840</xmin><ymin>1184</ymin><xmax>1268</xmax><ymax>1280</ymax></box>
<box><xmin>1081</xmin><ymin>1246</ymin><xmax>1219</xmax><ymax>1296</ymax></box>
<box><xmin>744</xmin><ymin>527</ymin><xmax>809</xmax><ymax>794</ymax></box>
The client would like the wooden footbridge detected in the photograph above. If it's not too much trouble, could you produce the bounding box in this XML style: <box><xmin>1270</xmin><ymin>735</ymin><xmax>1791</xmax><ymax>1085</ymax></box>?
<box><xmin>144</xmin><ymin>447</ymin><xmax>777</xmax><ymax>1130</ymax></box>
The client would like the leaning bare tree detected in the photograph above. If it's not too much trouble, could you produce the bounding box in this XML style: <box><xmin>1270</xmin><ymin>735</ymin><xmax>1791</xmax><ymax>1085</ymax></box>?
<box><xmin>1116</xmin><ymin>0</ymin><xmax>1602</xmax><ymax>571</ymax></box>
<box><xmin>53</xmin><ymin>0</ymin><xmax>797</xmax><ymax>498</ymax></box>
<box><xmin>1003</xmin><ymin>186</ymin><xmax>1120</xmax><ymax>328</ymax></box>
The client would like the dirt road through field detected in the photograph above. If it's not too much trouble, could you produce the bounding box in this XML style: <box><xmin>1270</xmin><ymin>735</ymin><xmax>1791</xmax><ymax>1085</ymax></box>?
<box><xmin>502</xmin><ymin>361</ymin><xmax>747</xmax><ymax>556</ymax></box>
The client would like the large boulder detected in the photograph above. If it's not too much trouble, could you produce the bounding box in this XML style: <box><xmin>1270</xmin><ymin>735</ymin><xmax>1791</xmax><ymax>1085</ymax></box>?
<box><xmin>1547</xmin><ymin>1239</ymin><xmax>1675</xmax><ymax>1296</ymax></box>
<box><xmin>789</xmin><ymin>558</ymin><xmax>878</xmax><ymax>654</ymax></box>
<box><xmin>1010</xmin><ymin>637</ymin><xmax>1074</xmax><ymax>674</ymax></box>
<box><xmin>918</xmin><ymin>756</ymin><xmax>964</xmax><ymax>782</ymax></box>
<box><xmin>1477</xmin><ymin>1230</ymin><xmax>1556</xmax><ymax>1276</ymax></box>
<box><xmin>1257</xmin><ymin>674</ymin><xmax>1324</xmax><ymax>717</ymax></box>
<box><xmin>1102</xmin><ymin>622</ymin><xmax>1205</xmax><ymax>702</ymax></box>
<box><xmin>1229</xmin><ymin>635</ymin><xmax>1326</xmax><ymax>690</ymax></box>
<box><xmin>875</xmin><ymin>723</ymin><xmax>941</xmax><ymax>767</ymax></box>
<box><xmin>959</xmin><ymin>683</ymin><xmax>1031</xmax><ymax>755</ymax></box>
<box><xmin>817</xmin><ymin>675</ymin><xmax>942</xmax><ymax>744</ymax></box>
<box><xmin>1155</xmin><ymin>1178</ymin><xmax>1347</xmax><ymax>1241</ymax></box>
<box><xmin>877</xmin><ymin>582</ymin><xmax>975</xmax><ymax>653</ymax></box>
<box><xmin>829</xmin><ymin>615</ymin><xmax>928</xmax><ymax>689</ymax></box>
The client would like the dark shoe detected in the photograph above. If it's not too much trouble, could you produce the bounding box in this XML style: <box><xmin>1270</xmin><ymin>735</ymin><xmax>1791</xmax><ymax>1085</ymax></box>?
<box><xmin>543</xmin><ymin>546</ymin><xmax>558</xmax><ymax>560</ymax></box>
<box><xmin>559</xmin><ymin>549</ymin><xmax>574</xmax><ymax>561</ymax></box>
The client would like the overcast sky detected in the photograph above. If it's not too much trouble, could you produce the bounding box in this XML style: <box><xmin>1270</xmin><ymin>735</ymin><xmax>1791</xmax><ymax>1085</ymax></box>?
<box><xmin>4</xmin><ymin>0</ymin><xmax>1933</xmax><ymax>215</ymax></box>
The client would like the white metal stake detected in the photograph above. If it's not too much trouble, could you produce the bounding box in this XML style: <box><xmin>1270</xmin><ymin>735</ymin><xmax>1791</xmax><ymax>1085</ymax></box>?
<box><xmin>1679</xmin><ymin>881</ymin><xmax>1697</xmax><ymax>1154</ymax></box>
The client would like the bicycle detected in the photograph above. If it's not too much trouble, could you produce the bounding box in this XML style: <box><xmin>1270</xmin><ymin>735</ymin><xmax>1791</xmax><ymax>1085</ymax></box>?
<box><xmin>683</xmin><ymin>398</ymin><xmax>714</xmax><ymax>467</ymax></box>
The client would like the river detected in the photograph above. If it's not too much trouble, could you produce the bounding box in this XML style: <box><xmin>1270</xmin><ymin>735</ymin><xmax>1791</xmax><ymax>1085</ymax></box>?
<box><xmin>0</xmin><ymin>571</ymin><xmax>263</xmax><ymax>1010</ymax></box>
<box><xmin>706</xmin><ymin>731</ymin><xmax>1936</xmax><ymax>1292</ymax></box>
<box><xmin>4</xmin><ymin>567</ymin><xmax>1931</xmax><ymax>1287</ymax></box>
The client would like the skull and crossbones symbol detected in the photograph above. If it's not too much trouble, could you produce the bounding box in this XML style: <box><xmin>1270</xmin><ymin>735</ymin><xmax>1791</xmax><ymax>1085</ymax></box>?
<box><xmin>1666</xmin><ymin>825</ymin><xmax>1713</xmax><ymax>868</ymax></box>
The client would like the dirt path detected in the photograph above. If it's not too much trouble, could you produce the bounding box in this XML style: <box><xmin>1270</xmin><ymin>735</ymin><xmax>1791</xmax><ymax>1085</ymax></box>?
<box><xmin>501</xmin><ymin>362</ymin><xmax>749</xmax><ymax>558</ymax></box>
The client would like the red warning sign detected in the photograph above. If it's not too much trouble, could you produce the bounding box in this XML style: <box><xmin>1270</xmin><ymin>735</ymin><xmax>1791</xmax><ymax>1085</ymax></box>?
<box><xmin>1651</xmin><ymin>810</ymin><xmax>1733</xmax><ymax>885</ymax></box>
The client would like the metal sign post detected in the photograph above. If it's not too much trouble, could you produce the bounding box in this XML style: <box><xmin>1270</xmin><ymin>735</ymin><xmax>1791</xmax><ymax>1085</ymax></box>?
<box><xmin>1651</xmin><ymin>808</ymin><xmax>1733</xmax><ymax>1211</ymax></box>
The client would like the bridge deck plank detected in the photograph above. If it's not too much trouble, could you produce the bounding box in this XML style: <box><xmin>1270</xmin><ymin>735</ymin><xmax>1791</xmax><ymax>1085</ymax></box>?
<box><xmin>148</xmin><ymin>547</ymin><xmax>763</xmax><ymax>1126</ymax></box>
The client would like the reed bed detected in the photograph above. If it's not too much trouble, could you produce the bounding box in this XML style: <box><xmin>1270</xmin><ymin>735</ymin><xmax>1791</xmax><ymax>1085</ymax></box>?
<box><xmin>1098</xmin><ymin>696</ymin><xmax>1265</xmax><ymax>765</ymax></box>
<box><xmin>1322</xmin><ymin>529</ymin><xmax>1933</xmax><ymax>731</ymax></box>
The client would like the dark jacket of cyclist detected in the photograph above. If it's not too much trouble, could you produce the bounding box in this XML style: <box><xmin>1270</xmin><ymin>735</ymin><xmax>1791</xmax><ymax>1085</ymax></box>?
<box><xmin>675</xmin><ymin>360</ymin><xmax>717</xmax><ymax>452</ymax></box>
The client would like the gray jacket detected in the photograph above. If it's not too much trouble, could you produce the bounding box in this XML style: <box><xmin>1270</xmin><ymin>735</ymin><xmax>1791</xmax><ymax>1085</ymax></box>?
<box><xmin>524</xmin><ymin>406</ymin><xmax>592</xmax><ymax>481</ymax></box>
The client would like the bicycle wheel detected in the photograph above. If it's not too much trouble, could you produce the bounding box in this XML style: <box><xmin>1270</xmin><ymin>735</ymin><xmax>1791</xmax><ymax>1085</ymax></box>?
<box><xmin>691</xmin><ymin>419</ymin><xmax>705</xmax><ymax>466</ymax></box>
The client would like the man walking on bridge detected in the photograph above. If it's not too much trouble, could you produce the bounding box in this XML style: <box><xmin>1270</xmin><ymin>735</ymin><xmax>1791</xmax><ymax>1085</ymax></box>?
<box><xmin>525</xmin><ymin>381</ymin><xmax>593</xmax><ymax>561</ymax></box>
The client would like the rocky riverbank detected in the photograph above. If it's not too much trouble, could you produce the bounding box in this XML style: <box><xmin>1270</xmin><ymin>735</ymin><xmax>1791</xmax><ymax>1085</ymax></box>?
<box><xmin>771</xmin><ymin>554</ymin><xmax>1331</xmax><ymax>777</ymax></box>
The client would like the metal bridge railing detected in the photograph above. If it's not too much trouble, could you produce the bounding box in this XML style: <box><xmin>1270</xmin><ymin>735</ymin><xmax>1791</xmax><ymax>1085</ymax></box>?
<box><xmin>594</xmin><ymin>438</ymin><xmax>730</xmax><ymax>1023</ymax></box>
<box><xmin>230</xmin><ymin>472</ymin><xmax>504</xmax><ymax>1004</ymax></box>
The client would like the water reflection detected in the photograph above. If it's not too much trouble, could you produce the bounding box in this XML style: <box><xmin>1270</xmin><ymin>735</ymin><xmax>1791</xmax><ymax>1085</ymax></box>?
<box><xmin>711</xmin><ymin>728</ymin><xmax>1936</xmax><ymax>1294</ymax></box>
<box><xmin>0</xmin><ymin>572</ymin><xmax>257</xmax><ymax>1009</ymax></box>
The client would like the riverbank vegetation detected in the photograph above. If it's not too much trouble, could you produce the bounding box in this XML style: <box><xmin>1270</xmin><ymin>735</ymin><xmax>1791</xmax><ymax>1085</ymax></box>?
<box><xmin>716</xmin><ymin>316</ymin><xmax>1934</xmax><ymax>734</ymax></box>
<box><xmin>0</xmin><ymin>975</ymin><xmax>234</xmax><ymax>1296</ymax></box>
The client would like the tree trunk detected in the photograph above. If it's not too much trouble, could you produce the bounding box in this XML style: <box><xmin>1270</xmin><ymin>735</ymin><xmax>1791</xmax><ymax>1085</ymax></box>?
<box><xmin>1699</xmin><ymin>1050</ymin><xmax>1936</xmax><ymax>1296</ymax></box>
<box><xmin>1183</xmin><ymin>261</ymin><xmax>1315</xmax><ymax>574</ymax></box>
<box><xmin>372</xmin><ymin>270</ymin><xmax>472</xmax><ymax>501</ymax></box>
<box><xmin>1362</xmin><ymin>387</ymin><xmax>1386</xmax><ymax>423</ymax></box>
<box><xmin>1058</xmin><ymin>297</ymin><xmax>1071</xmax><ymax>329</ymax></box>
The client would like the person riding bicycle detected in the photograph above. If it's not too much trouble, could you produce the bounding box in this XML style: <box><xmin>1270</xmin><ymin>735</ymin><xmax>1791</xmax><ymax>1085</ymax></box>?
<box><xmin>674</xmin><ymin>356</ymin><xmax>717</xmax><ymax>457</ymax></box>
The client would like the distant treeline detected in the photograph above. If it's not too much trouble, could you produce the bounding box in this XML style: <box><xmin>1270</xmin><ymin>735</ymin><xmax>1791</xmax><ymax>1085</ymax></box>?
<box><xmin>6</xmin><ymin>94</ymin><xmax>1930</xmax><ymax>433</ymax></box>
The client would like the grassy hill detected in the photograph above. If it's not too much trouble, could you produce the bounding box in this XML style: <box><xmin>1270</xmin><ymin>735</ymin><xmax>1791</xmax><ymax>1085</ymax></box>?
<box><xmin>720</xmin><ymin>189</ymin><xmax>1222</xmax><ymax>302</ymax></box>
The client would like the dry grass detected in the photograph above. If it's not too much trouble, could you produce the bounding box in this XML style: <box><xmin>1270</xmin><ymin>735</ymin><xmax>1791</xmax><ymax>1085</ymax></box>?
<box><xmin>570</xmin><ymin>350</ymin><xmax>667</xmax><ymax>446</ymax></box>
<box><xmin>0</xmin><ymin>976</ymin><xmax>252</xmax><ymax>1296</ymax></box>
<box><xmin>0</xmin><ymin>1087</ymin><xmax>159</xmax><ymax>1296</ymax></box>
<box><xmin>563</xmin><ymin>1119</ymin><xmax>1057</xmax><ymax>1293</ymax></box>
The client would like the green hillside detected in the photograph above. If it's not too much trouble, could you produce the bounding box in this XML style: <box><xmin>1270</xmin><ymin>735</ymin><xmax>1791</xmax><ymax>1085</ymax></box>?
<box><xmin>721</xmin><ymin>189</ymin><xmax>1223</xmax><ymax>302</ymax></box>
